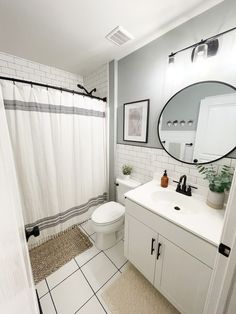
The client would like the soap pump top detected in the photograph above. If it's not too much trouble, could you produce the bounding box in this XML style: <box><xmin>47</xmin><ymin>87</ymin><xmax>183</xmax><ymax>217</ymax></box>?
<box><xmin>161</xmin><ymin>170</ymin><xmax>169</xmax><ymax>188</ymax></box>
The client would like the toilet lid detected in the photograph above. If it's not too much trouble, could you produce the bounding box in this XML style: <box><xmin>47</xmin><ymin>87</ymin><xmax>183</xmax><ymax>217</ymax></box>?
<box><xmin>92</xmin><ymin>201</ymin><xmax>125</xmax><ymax>224</ymax></box>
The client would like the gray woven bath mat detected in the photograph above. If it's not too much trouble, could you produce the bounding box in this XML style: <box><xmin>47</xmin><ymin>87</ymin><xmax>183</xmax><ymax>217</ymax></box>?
<box><xmin>29</xmin><ymin>224</ymin><xmax>92</xmax><ymax>284</ymax></box>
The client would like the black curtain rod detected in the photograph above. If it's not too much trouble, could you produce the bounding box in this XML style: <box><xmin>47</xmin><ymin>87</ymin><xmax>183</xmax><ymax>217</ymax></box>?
<box><xmin>0</xmin><ymin>75</ymin><xmax>107</xmax><ymax>102</ymax></box>
<box><xmin>169</xmin><ymin>26</ymin><xmax>236</xmax><ymax>57</ymax></box>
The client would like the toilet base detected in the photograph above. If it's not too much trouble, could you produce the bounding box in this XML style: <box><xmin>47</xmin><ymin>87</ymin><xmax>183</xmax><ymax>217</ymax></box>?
<box><xmin>94</xmin><ymin>227</ymin><xmax>124</xmax><ymax>250</ymax></box>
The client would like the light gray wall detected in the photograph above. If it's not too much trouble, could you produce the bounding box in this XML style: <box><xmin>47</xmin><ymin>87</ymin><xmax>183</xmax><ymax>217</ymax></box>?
<box><xmin>117</xmin><ymin>0</ymin><xmax>236</xmax><ymax>159</ymax></box>
<box><xmin>160</xmin><ymin>82</ymin><xmax>234</xmax><ymax>131</ymax></box>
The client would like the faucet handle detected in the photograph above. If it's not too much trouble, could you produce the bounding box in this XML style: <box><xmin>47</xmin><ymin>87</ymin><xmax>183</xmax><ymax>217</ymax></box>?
<box><xmin>188</xmin><ymin>184</ymin><xmax>198</xmax><ymax>190</ymax></box>
<box><xmin>173</xmin><ymin>180</ymin><xmax>180</xmax><ymax>184</ymax></box>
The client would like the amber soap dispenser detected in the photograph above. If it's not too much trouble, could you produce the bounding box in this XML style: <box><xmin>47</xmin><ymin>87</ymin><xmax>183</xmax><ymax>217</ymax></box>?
<box><xmin>161</xmin><ymin>170</ymin><xmax>169</xmax><ymax>188</ymax></box>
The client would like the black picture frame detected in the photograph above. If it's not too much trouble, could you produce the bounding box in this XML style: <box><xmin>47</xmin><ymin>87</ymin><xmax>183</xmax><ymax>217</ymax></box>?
<box><xmin>123</xmin><ymin>99</ymin><xmax>149</xmax><ymax>143</ymax></box>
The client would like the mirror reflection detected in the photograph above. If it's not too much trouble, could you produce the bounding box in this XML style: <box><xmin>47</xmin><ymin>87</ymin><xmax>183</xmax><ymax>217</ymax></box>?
<box><xmin>158</xmin><ymin>81</ymin><xmax>236</xmax><ymax>164</ymax></box>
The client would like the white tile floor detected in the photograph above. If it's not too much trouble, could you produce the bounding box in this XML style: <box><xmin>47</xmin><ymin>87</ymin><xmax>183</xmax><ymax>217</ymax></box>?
<box><xmin>37</xmin><ymin>220</ymin><xmax>128</xmax><ymax>314</ymax></box>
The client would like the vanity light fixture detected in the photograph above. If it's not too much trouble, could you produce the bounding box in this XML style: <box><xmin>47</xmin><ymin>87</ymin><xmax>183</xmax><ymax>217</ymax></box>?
<box><xmin>192</xmin><ymin>42</ymin><xmax>208</xmax><ymax>62</ymax></box>
<box><xmin>180</xmin><ymin>120</ymin><xmax>186</xmax><ymax>126</ymax></box>
<box><xmin>191</xmin><ymin>38</ymin><xmax>219</xmax><ymax>62</ymax></box>
<box><xmin>187</xmin><ymin>120</ymin><xmax>193</xmax><ymax>126</ymax></box>
<box><xmin>167</xmin><ymin>120</ymin><xmax>172</xmax><ymax>127</ymax></box>
<box><xmin>173</xmin><ymin>120</ymin><xmax>178</xmax><ymax>127</ymax></box>
<box><xmin>168</xmin><ymin>26</ymin><xmax>236</xmax><ymax>64</ymax></box>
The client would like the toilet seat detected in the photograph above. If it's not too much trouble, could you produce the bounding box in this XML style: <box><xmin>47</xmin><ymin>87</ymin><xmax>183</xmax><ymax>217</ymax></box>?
<box><xmin>92</xmin><ymin>201</ymin><xmax>125</xmax><ymax>225</ymax></box>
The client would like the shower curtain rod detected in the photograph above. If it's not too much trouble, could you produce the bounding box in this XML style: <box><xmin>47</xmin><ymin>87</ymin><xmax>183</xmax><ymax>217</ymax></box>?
<box><xmin>0</xmin><ymin>75</ymin><xmax>107</xmax><ymax>102</ymax></box>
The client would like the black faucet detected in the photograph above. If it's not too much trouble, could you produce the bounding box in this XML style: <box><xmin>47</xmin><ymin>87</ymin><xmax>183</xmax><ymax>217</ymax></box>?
<box><xmin>174</xmin><ymin>175</ymin><xmax>197</xmax><ymax>196</ymax></box>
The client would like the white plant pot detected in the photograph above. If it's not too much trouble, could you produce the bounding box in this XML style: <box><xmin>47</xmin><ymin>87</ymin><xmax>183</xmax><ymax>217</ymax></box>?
<box><xmin>207</xmin><ymin>189</ymin><xmax>225</xmax><ymax>209</ymax></box>
<box><xmin>123</xmin><ymin>174</ymin><xmax>130</xmax><ymax>180</ymax></box>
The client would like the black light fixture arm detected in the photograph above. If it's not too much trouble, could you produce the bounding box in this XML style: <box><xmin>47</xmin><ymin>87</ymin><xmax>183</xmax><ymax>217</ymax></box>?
<box><xmin>169</xmin><ymin>26</ymin><xmax>236</xmax><ymax>58</ymax></box>
<box><xmin>77</xmin><ymin>84</ymin><xmax>97</xmax><ymax>96</ymax></box>
<box><xmin>0</xmin><ymin>76</ymin><xmax>106</xmax><ymax>102</ymax></box>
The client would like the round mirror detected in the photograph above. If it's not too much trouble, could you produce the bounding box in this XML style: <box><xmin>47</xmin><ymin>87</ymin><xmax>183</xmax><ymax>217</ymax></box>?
<box><xmin>158</xmin><ymin>81</ymin><xmax>236</xmax><ymax>164</ymax></box>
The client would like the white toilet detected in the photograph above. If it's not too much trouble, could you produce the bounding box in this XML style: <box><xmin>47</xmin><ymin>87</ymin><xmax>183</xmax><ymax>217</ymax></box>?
<box><xmin>91</xmin><ymin>178</ymin><xmax>140</xmax><ymax>250</ymax></box>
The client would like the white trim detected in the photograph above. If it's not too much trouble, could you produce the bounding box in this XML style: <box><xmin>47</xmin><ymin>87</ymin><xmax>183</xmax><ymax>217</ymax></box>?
<box><xmin>204</xmin><ymin>169</ymin><xmax>236</xmax><ymax>313</ymax></box>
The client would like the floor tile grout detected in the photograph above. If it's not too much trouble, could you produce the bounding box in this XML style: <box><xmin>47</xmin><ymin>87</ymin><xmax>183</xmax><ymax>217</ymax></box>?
<box><xmin>48</xmin><ymin>267</ymin><xmax>80</xmax><ymax>293</ymax></box>
<box><xmin>95</xmin><ymin>269</ymin><xmax>120</xmax><ymax>294</ymax></box>
<box><xmin>118</xmin><ymin>260</ymin><xmax>129</xmax><ymax>272</ymax></box>
<box><xmin>102</xmin><ymin>250</ymin><xmax>122</xmax><ymax>273</ymax></box>
<box><xmin>39</xmin><ymin>290</ymin><xmax>49</xmax><ymax>300</ymax></box>
<box><xmin>45</xmin><ymin>278</ymin><xmax>58</xmax><ymax>314</ymax></box>
<box><xmin>80</xmin><ymin>225</ymin><xmax>95</xmax><ymax>237</ymax></box>
<box><xmin>74</xmin><ymin>258</ymin><xmax>108</xmax><ymax>314</ymax></box>
<box><xmin>77</xmin><ymin>250</ymin><xmax>102</xmax><ymax>268</ymax></box>
<box><xmin>74</xmin><ymin>293</ymin><xmax>95</xmax><ymax>314</ymax></box>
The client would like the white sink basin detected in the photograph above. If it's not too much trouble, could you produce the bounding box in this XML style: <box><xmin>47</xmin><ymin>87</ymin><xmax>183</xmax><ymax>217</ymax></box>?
<box><xmin>150</xmin><ymin>190</ymin><xmax>191</xmax><ymax>213</ymax></box>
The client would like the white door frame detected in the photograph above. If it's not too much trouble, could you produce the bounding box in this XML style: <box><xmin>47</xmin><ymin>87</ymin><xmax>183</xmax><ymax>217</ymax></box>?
<box><xmin>204</xmin><ymin>167</ymin><xmax>236</xmax><ymax>313</ymax></box>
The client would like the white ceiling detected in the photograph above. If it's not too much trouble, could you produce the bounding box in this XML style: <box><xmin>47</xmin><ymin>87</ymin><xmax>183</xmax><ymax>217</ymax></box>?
<box><xmin>0</xmin><ymin>0</ymin><xmax>222</xmax><ymax>75</ymax></box>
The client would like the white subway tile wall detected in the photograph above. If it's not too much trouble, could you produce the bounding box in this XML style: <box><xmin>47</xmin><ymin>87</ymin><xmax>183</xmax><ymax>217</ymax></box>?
<box><xmin>116</xmin><ymin>144</ymin><xmax>235</xmax><ymax>197</ymax></box>
<box><xmin>0</xmin><ymin>52</ymin><xmax>83</xmax><ymax>90</ymax></box>
<box><xmin>84</xmin><ymin>64</ymin><xmax>108</xmax><ymax>98</ymax></box>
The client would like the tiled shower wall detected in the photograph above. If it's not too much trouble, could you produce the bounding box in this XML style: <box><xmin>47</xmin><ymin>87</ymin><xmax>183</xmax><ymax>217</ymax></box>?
<box><xmin>116</xmin><ymin>144</ymin><xmax>236</xmax><ymax>197</ymax></box>
<box><xmin>84</xmin><ymin>64</ymin><xmax>108</xmax><ymax>98</ymax></box>
<box><xmin>0</xmin><ymin>51</ymin><xmax>83</xmax><ymax>89</ymax></box>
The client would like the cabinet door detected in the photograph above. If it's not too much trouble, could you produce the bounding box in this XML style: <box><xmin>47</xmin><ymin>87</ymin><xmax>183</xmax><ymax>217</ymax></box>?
<box><xmin>154</xmin><ymin>236</ymin><xmax>212</xmax><ymax>314</ymax></box>
<box><xmin>125</xmin><ymin>214</ymin><xmax>157</xmax><ymax>283</ymax></box>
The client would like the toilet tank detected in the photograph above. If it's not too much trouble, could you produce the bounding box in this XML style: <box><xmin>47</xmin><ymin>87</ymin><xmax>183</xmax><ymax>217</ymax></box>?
<box><xmin>116</xmin><ymin>178</ymin><xmax>141</xmax><ymax>205</ymax></box>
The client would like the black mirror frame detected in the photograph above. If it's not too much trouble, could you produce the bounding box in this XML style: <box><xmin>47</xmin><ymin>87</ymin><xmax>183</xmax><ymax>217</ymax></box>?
<box><xmin>157</xmin><ymin>80</ymin><xmax>236</xmax><ymax>165</ymax></box>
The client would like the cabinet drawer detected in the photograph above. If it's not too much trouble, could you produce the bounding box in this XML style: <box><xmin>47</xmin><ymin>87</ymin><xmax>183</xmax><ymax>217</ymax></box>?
<box><xmin>125</xmin><ymin>198</ymin><xmax>217</xmax><ymax>268</ymax></box>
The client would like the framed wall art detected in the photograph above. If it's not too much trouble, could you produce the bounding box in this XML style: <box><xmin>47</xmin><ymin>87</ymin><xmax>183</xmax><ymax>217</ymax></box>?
<box><xmin>123</xmin><ymin>99</ymin><xmax>149</xmax><ymax>143</ymax></box>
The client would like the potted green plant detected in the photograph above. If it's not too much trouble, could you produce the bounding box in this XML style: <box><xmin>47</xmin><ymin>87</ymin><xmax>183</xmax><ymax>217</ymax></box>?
<box><xmin>122</xmin><ymin>164</ymin><xmax>133</xmax><ymax>180</ymax></box>
<box><xmin>197</xmin><ymin>164</ymin><xmax>233</xmax><ymax>209</ymax></box>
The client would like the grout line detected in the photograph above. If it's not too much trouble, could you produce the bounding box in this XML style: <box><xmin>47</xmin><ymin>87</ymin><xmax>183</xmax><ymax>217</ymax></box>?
<box><xmin>118</xmin><ymin>260</ymin><xmax>128</xmax><ymax>272</ymax></box>
<box><xmin>76</xmin><ymin>250</ymin><xmax>101</xmax><ymax>268</ymax></box>
<box><xmin>45</xmin><ymin>278</ymin><xmax>58</xmax><ymax>314</ymax></box>
<box><xmin>48</xmin><ymin>267</ymin><xmax>80</xmax><ymax>292</ymax></box>
<box><xmin>102</xmin><ymin>250</ymin><xmax>121</xmax><ymax>273</ymax></box>
<box><xmin>102</xmin><ymin>238</ymin><xmax>125</xmax><ymax>273</ymax></box>
<box><xmin>39</xmin><ymin>290</ymin><xmax>49</xmax><ymax>300</ymax></box>
<box><xmin>74</xmin><ymin>258</ymin><xmax>108</xmax><ymax>314</ymax></box>
<box><xmin>74</xmin><ymin>294</ymin><xmax>95</xmax><ymax>314</ymax></box>
<box><xmin>94</xmin><ymin>293</ymin><xmax>108</xmax><ymax>314</ymax></box>
<box><xmin>80</xmin><ymin>223</ymin><xmax>95</xmax><ymax>237</ymax></box>
<box><xmin>95</xmin><ymin>270</ymin><xmax>120</xmax><ymax>294</ymax></box>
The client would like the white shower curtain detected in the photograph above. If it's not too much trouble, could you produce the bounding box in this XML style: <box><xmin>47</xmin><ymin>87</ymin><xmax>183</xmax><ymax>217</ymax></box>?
<box><xmin>1</xmin><ymin>81</ymin><xmax>108</xmax><ymax>246</ymax></box>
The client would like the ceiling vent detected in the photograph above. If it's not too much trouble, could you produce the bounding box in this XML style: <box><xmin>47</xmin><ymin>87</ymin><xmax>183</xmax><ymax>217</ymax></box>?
<box><xmin>106</xmin><ymin>26</ymin><xmax>134</xmax><ymax>46</ymax></box>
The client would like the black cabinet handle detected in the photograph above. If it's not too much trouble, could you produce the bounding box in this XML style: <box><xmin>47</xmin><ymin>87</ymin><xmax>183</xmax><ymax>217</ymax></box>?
<box><xmin>151</xmin><ymin>238</ymin><xmax>155</xmax><ymax>255</ymax></box>
<box><xmin>193</xmin><ymin>159</ymin><xmax>198</xmax><ymax>163</ymax></box>
<box><xmin>157</xmin><ymin>243</ymin><xmax>162</xmax><ymax>260</ymax></box>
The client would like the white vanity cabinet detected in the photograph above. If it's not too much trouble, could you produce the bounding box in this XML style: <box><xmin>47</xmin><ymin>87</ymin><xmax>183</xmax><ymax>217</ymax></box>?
<box><xmin>124</xmin><ymin>198</ymin><xmax>217</xmax><ymax>314</ymax></box>
<box><xmin>125</xmin><ymin>214</ymin><xmax>158</xmax><ymax>283</ymax></box>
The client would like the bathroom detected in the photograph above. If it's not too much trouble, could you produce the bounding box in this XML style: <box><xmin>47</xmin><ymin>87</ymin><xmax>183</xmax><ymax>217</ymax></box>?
<box><xmin>1</xmin><ymin>0</ymin><xmax>236</xmax><ymax>313</ymax></box>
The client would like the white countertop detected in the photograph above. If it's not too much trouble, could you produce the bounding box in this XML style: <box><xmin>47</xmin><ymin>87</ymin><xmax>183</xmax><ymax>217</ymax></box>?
<box><xmin>125</xmin><ymin>180</ymin><xmax>225</xmax><ymax>246</ymax></box>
